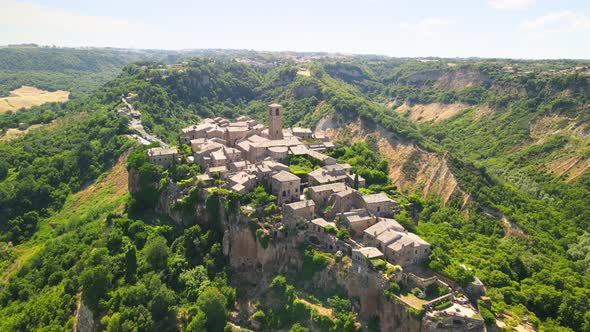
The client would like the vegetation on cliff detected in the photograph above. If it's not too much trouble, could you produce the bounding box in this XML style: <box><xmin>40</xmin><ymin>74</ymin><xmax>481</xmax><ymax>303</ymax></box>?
<box><xmin>0</xmin><ymin>49</ymin><xmax>589</xmax><ymax>330</ymax></box>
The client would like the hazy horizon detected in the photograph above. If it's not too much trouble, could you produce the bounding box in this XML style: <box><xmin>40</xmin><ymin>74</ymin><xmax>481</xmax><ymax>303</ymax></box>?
<box><xmin>1</xmin><ymin>0</ymin><xmax>589</xmax><ymax>59</ymax></box>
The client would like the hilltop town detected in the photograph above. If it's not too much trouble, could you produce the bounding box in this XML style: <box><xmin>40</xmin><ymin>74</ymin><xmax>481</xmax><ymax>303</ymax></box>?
<box><xmin>144</xmin><ymin>103</ymin><xmax>486</xmax><ymax>331</ymax></box>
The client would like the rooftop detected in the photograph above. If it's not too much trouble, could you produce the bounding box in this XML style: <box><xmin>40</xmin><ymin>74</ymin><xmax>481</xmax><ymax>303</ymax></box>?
<box><xmin>311</xmin><ymin>218</ymin><xmax>335</xmax><ymax>228</ymax></box>
<box><xmin>355</xmin><ymin>247</ymin><xmax>384</xmax><ymax>259</ymax></box>
<box><xmin>363</xmin><ymin>193</ymin><xmax>394</xmax><ymax>204</ymax></box>
<box><xmin>364</xmin><ymin>219</ymin><xmax>406</xmax><ymax>238</ymax></box>
<box><xmin>308</xmin><ymin>182</ymin><xmax>348</xmax><ymax>194</ymax></box>
<box><xmin>148</xmin><ymin>147</ymin><xmax>178</xmax><ymax>156</ymax></box>
<box><xmin>272</xmin><ymin>170</ymin><xmax>300</xmax><ymax>182</ymax></box>
<box><xmin>252</xmin><ymin>137</ymin><xmax>302</xmax><ymax>149</ymax></box>
<box><xmin>285</xmin><ymin>199</ymin><xmax>315</xmax><ymax>210</ymax></box>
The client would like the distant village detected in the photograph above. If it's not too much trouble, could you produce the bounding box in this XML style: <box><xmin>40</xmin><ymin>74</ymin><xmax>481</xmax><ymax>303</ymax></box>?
<box><xmin>143</xmin><ymin>103</ymin><xmax>485</xmax><ymax>330</ymax></box>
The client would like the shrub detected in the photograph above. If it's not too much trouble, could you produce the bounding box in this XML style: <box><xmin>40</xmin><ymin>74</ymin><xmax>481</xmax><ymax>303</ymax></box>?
<box><xmin>370</xmin><ymin>258</ymin><xmax>387</xmax><ymax>271</ymax></box>
<box><xmin>256</xmin><ymin>229</ymin><xmax>270</xmax><ymax>249</ymax></box>
<box><xmin>324</xmin><ymin>225</ymin><xmax>337</xmax><ymax>235</ymax></box>
<box><xmin>384</xmin><ymin>281</ymin><xmax>401</xmax><ymax>301</ymax></box>
<box><xmin>336</xmin><ymin>228</ymin><xmax>350</xmax><ymax>240</ymax></box>
<box><xmin>433</xmin><ymin>300</ymin><xmax>452</xmax><ymax>311</ymax></box>
<box><xmin>479</xmin><ymin>306</ymin><xmax>496</xmax><ymax>326</ymax></box>
<box><xmin>301</xmin><ymin>247</ymin><xmax>332</xmax><ymax>280</ymax></box>
<box><xmin>408</xmin><ymin>307</ymin><xmax>425</xmax><ymax>320</ymax></box>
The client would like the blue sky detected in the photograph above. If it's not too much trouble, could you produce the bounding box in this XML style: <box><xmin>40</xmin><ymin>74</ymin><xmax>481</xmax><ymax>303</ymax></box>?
<box><xmin>0</xmin><ymin>0</ymin><xmax>589</xmax><ymax>59</ymax></box>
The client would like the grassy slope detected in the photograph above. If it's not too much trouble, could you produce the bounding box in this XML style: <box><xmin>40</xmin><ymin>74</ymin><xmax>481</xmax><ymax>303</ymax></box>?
<box><xmin>0</xmin><ymin>151</ymin><xmax>130</xmax><ymax>284</ymax></box>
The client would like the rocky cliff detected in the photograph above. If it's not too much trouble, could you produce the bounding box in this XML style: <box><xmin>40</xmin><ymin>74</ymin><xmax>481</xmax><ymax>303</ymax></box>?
<box><xmin>315</xmin><ymin>114</ymin><xmax>468</xmax><ymax>205</ymax></box>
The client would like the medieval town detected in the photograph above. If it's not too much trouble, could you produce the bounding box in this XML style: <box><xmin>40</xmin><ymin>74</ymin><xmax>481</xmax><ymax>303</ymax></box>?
<box><xmin>145</xmin><ymin>104</ymin><xmax>486</xmax><ymax>330</ymax></box>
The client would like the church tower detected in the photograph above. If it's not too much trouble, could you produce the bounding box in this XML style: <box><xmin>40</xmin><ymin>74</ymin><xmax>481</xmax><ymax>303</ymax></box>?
<box><xmin>268</xmin><ymin>103</ymin><xmax>283</xmax><ymax>140</ymax></box>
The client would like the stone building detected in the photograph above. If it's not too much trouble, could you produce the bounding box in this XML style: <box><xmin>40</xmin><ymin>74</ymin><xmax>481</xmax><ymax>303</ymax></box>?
<box><xmin>271</xmin><ymin>170</ymin><xmax>301</xmax><ymax>204</ymax></box>
<box><xmin>283</xmin><ymin>199</ymin><xmax>315</xmax><ymax>229</ymax></box>
<box><xmin>292</xmin><ymin>127</ymin><xmax>313</xmax><ymax>140</ymax></box>
<box><xmin>341</xmin><ymin>209</ymin><xmax>379</xmax><ymax>235</ymax></box>
<box><xmin>308</xmin><ymin>163</ymin><xmax>352</xmax><ymax>186</ymax></box>
<box><xmin>306</xmin><ymin>182</ymin><xmax>348</xmax><ymax>209</ymax></box>
<box><xmin>363</xmin><ymin>219</ymin><xmax>430</xmax><ymax>267</ymax></box>
<box><xmin>352</xmin><ymin>247</ymin><xmax>384</xmax><ymax>270</ymax></box>
<box><xmin>268</xmin><ymin>103</ymin><xmax>283</xmax><ymax>140</ymax></box>
<box><xmin>147</xmin><ymin>147</ymin><xmax>178</xmax><ymax>168</ymax></box>
<box><xmin>362</xmin><ymin>193</ymin><xmax>398</xmax><ymax>217</ymax></box>
<box><xmin>325</xmin><ymin>187</ymin><xmax>365</xmax><ymax>218</ymax></box>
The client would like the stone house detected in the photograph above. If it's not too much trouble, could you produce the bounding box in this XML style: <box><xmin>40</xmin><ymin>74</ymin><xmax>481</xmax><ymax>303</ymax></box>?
<box><xmin>341</xmin><ymin>209</ymin><xmax>379</xmax><ymax>235</ymax></box>
<box><xmin>283</xmin><ymin>199</ymin><xmax>315</xmax><ymax>229</ymax></box>
<box><xmin>292</xmin><ymin>127</ymin><xmax>313</xmax><ymax>140</ymax></box>
<box><xmin>363</xmin><ymin>219</ymin><xmax>430</xmax><ymax>267</ymax></box>
<box><xmin>308</xmin><ymin>163</ymin><xmax>352</xmax><ymax>186</ymax></box>
<box><xmin>309</xmin><ymin>218</ymin><xmax>337</xmax><ymax>235</ymax></box>
<box><xmin>270</xmin><ymin>171</ymin><xmax>301</xmax><ymax>204</ymax></box>
<box><xmin>325</xmin><ymin>187</ymin><xmax>365</xmax><ymax>219</ymax></box>
<box><xmin>180</xmin><ymin>123</ymin><xmax>215</xmax><ymax>143</ymax></box>
<box><xmin>227</xmin><ymin>171</ymin><xmax>257</xmax><ymax>194</ymax></box>
<box><xmin>147</xmin><ymin>147</ymin><xmax>178</xmax><ymax>168</ymax></box>
<box><xmin>346</xmin><ymin>173</ymin><xmax>366</xmax><ymax>188</ymax></box>
<box><xmin>362</xmin><ymin>193</ymin><xmax>398</xmax><ymax>217</ymax></box>
<box><xmin>352</xmin><ymin>247</ymin><xmax>384</xmax><ymax>269</ymax></box>
<box><xmin>306</xmin><ymin>182</ymin><xmax>348</xmax><ymax>209</ymax></box>
<box><xmin>305</xmin><ymin>150</ymin><xmax>337</xmax><ymax>166</ymax></box>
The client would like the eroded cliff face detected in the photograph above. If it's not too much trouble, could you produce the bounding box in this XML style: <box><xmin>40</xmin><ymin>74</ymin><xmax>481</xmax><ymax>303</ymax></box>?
<box><xmin>315</xmin><ymin>114</ymin><xmax>468</xmax><ymax>205</ymax></box>
<box><xmin>222</xmin><ymin>219</ymin><xmax>429</xmax><ymax>331</ymax></box>
<box><xmin>223</xmin><ymin>217</ymin><xmax>304</xmax><ymax>284</ymax></box>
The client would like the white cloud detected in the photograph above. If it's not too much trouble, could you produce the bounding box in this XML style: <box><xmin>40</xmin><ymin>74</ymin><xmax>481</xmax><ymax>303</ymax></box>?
<box><xmin>520</xmin><ymin>10</ymin><xmax>590</xmax><ymax>32</ymax></box>
<box><xmin>400</xmin><ymin>18</ymin><xmax>456</xmax><ymax>35</ymax></box>
<box><xmin>488</xmin><ymin>0</ymin><xmax>535</xmax><ymax>11</ymax></box>
<box><xmin>0</xmin><ymin>0</ymin><xmax>164</xmax><ymax>48</ymax></box>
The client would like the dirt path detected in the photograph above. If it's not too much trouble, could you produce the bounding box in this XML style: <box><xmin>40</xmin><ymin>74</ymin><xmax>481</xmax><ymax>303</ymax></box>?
<box><xmin>482</xmin><ymin>207</ymin><xmax>526</xmax><ymax>238</ymax></box>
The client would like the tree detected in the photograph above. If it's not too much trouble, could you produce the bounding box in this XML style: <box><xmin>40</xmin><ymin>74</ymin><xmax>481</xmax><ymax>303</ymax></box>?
<box><xmin>196</xmin><ymin>287</ymin><xmax>228</xmax><ymax>332</ymax></box>
<box><xmin>124</xmin><ymin>246</ymin><xmax>137</xmax><ymax>283</ymax></box>
<box><xmin>290</xmin><ymin>323</ymin><xmax>310</xmax><ymax>332</ymax></box>
<box><xmin>81</xmin><ymin>265</ymin><xmax>112</xmax><ymax>310</ymax></box>
<box><xmin>180</xmin><ymin>265</ymin><xmax>210</xmax><ymax>302</ymax></box>
<box><xmin>143</xmin><ymin>236</ymin><xmax>169</xmax><ymax>270</ymax></box>
<box><xmin>186</xmin><ymin>309</ymin><xmax>207</xmax><ymax>332</ymax></box>
<box><xmin>149</xmin><ymin>285</ymin><xmax>176</xmax><ymax>321</ymax></box>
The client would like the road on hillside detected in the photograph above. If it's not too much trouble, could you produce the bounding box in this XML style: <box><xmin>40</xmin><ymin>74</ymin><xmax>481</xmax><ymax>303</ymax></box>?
<box><xmin>122</xmin><ymin>97</ymin><xmax>168</xmax><ymax>148</ymax></box>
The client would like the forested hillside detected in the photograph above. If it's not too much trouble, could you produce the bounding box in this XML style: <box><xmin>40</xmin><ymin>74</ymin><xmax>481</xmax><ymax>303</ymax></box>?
<box><xmin>0</xmin><ymin>52</ymin><xmax>589</xmax><ymax>331</ymax></box>
<box><xmin>0</xmin><ymin>46</ymin><xmax>168</xmax><ymax>98</ymax></box>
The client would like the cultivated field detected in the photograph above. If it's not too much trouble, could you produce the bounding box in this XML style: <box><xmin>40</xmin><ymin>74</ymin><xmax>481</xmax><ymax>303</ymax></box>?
<box><xmin>0</xmin><ymin>86</ymin><xmax>69</xmax><ymax>113</ymax></box>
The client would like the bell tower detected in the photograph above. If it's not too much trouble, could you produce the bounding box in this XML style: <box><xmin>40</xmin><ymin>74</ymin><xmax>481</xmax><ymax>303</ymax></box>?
<box><xmin>268</xmin><ymin>103</ymin><xmax>283</xmax><ymax>140</ymax></box>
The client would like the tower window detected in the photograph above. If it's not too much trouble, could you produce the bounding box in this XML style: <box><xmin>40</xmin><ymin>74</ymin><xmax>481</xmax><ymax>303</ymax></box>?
<box><xmin>269</xmin><ymin>109</ymin><xmax>273</xmax><ymax>116</ymax></box>
<box><xmin>276</xmin><ymin>109</ymin><xmax>279</xmax><ymax>116</ymax></box>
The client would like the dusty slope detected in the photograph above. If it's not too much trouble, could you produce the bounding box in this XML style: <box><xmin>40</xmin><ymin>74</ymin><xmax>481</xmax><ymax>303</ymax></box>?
<box><xmin>392</xmin><ymin>102</ymin><xmax>470</xmax><ymax>123</ymax></box>
<box><xmin>315</xmin><ymin>115</ymin><xmax>467</xmax><ymax>204</ymax></box>
<box><xmin>529</xmin><ymin>113</ymin><xmax>590</xmax><ymax>182</ymax></box>
<box><xmin>0</xmin><ymin>86</ymin><xmax>69</xmax><ymax>113</ymax></box>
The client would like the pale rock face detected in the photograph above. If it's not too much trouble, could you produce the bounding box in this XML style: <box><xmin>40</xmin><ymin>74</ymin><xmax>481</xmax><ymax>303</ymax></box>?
<box><xmin>74</xmin><ymin>301</ymin><xmax>95</xmax><ymax>332</ymax></box>
<box><xmin>289</xmin><ymin>84</ymin><xmax>319</xmax><ymax>99</ymax></box>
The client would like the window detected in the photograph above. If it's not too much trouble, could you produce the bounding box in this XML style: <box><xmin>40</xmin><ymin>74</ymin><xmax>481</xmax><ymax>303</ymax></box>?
<box><xmin>377</xmin><ymin>207</ymin><xmax>380</xmax><ymax>212</ymax></box>
<box><xmin>275</xmin><ymin>109</ymin><xmax>279</xmax><ymax>116</ymax></box>
<box><xmin>295</xmin><ymin>188</ymin><xmax>298</xmax><ymax>193</ymax></box>
<box><xmin>269</xmin><ymin>109</ymin><xmax>273</xmax><ymax>116</ymax></box>
<box><xmin>283</xmin><ymin>191</ymin><xmax>286</xmax><ymax>197</ymax></box>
